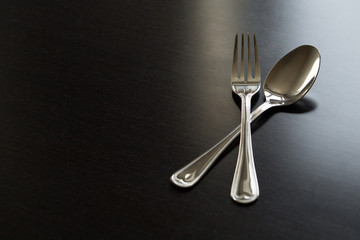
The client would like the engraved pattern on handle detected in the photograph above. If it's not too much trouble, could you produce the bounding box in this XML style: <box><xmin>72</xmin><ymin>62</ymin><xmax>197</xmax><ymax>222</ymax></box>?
<box><xmin>230</xmin><ymin>94</ymin><xmax>259</xmax><ymax>203</ymax></box>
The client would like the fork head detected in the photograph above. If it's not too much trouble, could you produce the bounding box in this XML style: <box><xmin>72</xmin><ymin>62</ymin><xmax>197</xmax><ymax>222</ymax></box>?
<box><xmin>231</xmin><ymin>33</ymin><xmax>261</xmax><ymax>95</ymax></box>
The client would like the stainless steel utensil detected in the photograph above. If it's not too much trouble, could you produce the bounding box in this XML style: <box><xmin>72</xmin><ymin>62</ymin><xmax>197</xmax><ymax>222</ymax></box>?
<box><xmin>171</xmin><ymin>44</ymin><xmax>321</xmax><ymax>189</ymax></box>
<box><xmin>230</xmin><ymin>33</ymin><xmax>261</xmax><ymax>203</ymax></box>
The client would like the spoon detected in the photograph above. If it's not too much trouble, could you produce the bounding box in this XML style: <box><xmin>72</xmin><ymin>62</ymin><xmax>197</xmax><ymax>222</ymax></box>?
<box><xmin>170</xmin><ymin>45</ymin><xmax>321</xmax><ymax>188</ymax></box>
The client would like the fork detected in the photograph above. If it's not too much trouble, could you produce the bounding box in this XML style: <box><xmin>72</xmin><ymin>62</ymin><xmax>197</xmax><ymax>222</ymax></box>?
<box><xmin>230</xmin><ymin>33</ymin><xmax>261</xmax><ymax>203</ymax></box>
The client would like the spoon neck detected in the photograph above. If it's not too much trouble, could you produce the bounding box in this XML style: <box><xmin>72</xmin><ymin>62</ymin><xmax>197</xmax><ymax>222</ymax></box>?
<box><xmin>250</xmin><ymin>101</ymin><xmax>272</xmax><ymax>122</ymax></box>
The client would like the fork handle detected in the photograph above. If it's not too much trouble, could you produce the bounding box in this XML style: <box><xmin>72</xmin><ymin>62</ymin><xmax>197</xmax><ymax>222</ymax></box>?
<box><xmin>231</xmin><ymin>94</ymin><xmax>259</xmax><ymax>203</ymax></box>
<box><xmin>170</xmin><ymin>101</ymin><xmax>272</xmax><ymax>188</ymax></box>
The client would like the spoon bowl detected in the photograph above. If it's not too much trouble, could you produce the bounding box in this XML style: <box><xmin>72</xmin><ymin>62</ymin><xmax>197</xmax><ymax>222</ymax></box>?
<box><xmin>264</xmin><ymin>45</ymin><xmax>320</xmax><ymax>106</ymax></box>
<box><xmin>251</xmin><ymin>45</ymin><xmax>320</xmax><ymax>118</ymax></box>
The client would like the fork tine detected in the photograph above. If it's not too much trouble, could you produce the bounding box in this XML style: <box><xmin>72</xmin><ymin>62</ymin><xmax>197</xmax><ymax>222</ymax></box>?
<box><xmin>247</xmin><ymin>33</ymin><xmax>252</xmax><ymax>81</ymax></box>
<box><xmin>253</xmin><ymin>33</ymin><xmax>260</xmax><ymax>81</ymax></box>
<box><xmin>240</xmin><ymin>33</ymin><xmax>245</xmax><ymax>81</ymax></box>
<box><xmin>232</xmin><ymin>34</ymin><xmax>238</xmax><ymax>79</ymax></box>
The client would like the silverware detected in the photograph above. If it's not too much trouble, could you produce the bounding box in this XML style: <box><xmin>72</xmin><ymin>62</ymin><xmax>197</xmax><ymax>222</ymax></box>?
<box><xmin>170</xmin><ymin>44</ymin><xmax>321</xmax><ymax>189</ymax></box>
<box><xmin>230</xmin><ymin>33</ymin><xmax>261</xmax><ymax>203</ymax></box>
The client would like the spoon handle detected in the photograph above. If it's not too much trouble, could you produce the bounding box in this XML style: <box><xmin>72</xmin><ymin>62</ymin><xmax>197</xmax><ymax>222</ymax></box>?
<box><xmin>170</xmin><ymin>102</ymin><xmax>271</xmax><ymax>188</ymax></box>
<box><xmin>231</xmin><ymin>95</ymin><xmax>259</xmax><ymax>203</ymax></box>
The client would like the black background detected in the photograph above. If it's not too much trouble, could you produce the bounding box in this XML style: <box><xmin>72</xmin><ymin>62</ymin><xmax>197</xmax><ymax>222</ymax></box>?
<box><xmin>0</xmin><ymin>0</ymin><xmax>360</xmax><ymax>239</ymax></box>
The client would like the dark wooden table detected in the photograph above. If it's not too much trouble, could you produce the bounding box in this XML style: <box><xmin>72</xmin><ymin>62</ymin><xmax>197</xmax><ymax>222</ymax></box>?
<box><xmin>1</xmin><ymin>0</ymin><xmax>360</xmax><ymax>239</ymax></box>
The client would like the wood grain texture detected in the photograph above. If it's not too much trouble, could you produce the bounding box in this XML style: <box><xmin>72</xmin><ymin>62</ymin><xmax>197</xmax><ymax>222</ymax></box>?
<box><xmin>0</xmin><ymin>0</ymin><xmax>360</xmax><ymax>239</ymax></box>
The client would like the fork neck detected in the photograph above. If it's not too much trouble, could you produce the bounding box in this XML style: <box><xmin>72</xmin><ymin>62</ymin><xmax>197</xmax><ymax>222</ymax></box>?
<box><xmin>239</xmin><ymin>94</ymin><xmax>253</xmax><ymax>123</ymax></box>
<box><xmin>238</xmin><ymin>93</ymin><xmax>255</xmax><ymax>104</ymax></box>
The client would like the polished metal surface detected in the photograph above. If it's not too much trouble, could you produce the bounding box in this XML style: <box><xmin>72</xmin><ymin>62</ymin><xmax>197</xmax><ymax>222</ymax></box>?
<box><xmin>263</xmin><ymin>45</ymin><xmax>320</xmax><ymax>106</ymax></box>
<box><xmin>230</xmin><ymin>33</ymin><xmax>261</xmax><ymax>203</ymax></box>
<box><xmin>170</xmin><ymin>45</ymin><xmax>321</xmax><ymax>189</ymax></box>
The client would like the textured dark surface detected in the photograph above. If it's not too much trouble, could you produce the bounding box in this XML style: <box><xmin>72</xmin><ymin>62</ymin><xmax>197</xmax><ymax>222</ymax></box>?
<box><xmin>0</xmin><ymin>0</ymin><xmax>360</xmax><ymax>239</ymax></box>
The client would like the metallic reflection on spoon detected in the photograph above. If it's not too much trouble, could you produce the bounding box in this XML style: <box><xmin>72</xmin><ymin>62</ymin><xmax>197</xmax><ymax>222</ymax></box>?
<box><xmin>264</xmin><ymin>45</ymin><xmax>320</xmax><ymax>105</ymax></box>
<box><xmin>171</xmin><ymin>45</ymin><xmax>321</xmax><ymax>188</ymax></box>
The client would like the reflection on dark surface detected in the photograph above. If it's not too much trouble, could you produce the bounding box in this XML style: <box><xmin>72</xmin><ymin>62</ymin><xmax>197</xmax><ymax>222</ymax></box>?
<box><xmin>281</xmin><ymin>97</ymin><xmax>317</xmax><ymax>114</ymax></box>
